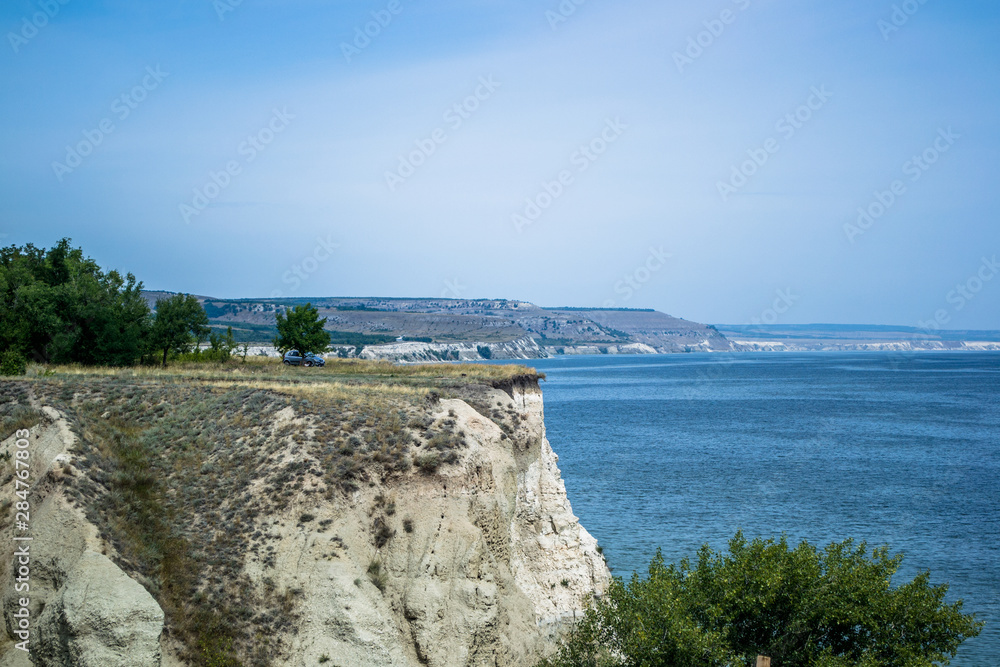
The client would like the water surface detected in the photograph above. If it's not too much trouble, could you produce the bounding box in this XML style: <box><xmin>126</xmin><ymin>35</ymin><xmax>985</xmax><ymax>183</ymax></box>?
<box><xmin>519</xmin><ymin>352</ymin><xmax>999</xmax><ymax>665</ymax></box>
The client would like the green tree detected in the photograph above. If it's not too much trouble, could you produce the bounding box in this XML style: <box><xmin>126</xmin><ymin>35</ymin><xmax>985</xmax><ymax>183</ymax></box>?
<box><xmin>198</xmin><ymin>326</ymin><xmax>237</xmax><ymax>362</ymax></box>
<box><xmin>273</xmin><ymin>303</ymin><xmax>331</xmax><ymax>354</ymax></box>
<box><xmin>0</xmin><ymin>238</ymin><xmax>150</xmax><ymax>365</ymax></box>
<box><xmin>540</xmin><ymin>532</ymin><xmax>983</xmax><ymax>667</ymax></box>
<box><xmin>149</xmin><ymin>294</ymin><xmax>210</xmax><ymax>367</ymax></box>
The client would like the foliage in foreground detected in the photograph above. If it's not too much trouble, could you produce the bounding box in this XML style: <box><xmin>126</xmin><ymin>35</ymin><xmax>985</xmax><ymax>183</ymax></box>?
<box><xmin>0</xmin><ymin>238</ymin><xmax>227</xmax><ymax>371</ymax></box>
<box><xmin>273</xmin><ymin>303</ymin><xmax>331</xmax><ymax>355</ymax></box>
<box><xmin>149</xmin><ymin>293</ymin><xmax>210</xmax><ymax>366</ymax></box>
<box><xmin>0</xmin><ymin>238</ymin><xmax>149</xmax><ymax>367</ymax></box>
<box><xmin>539</xmin><ymin>532</ymin><xmax>982</xmax><ymax>667</ymax></box>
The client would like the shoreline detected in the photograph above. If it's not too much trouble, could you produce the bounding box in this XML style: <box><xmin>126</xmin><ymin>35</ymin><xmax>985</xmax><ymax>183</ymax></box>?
<box><xmin>239</xmin><ymin>340</ymin><xmax>1000</xmax><ymax>366</ymax></box>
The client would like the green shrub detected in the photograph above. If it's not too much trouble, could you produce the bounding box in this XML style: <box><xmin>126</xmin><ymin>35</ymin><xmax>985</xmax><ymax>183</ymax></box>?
<box><xmin>0</xmin><ymin>350</ymin><xmax>27</xmax><ymax>376</ymax></box>
<box><xmin>539</xmin><ymin>531</ymin><xmax>983</xmax><ymax>667</ymax></box>
<box><xmin>415</xmin><ymin>453</ymin><xmax>440</xmax><ymax>473</ymax></box>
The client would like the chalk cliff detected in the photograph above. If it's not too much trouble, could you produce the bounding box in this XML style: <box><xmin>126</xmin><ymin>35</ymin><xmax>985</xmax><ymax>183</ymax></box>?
<box><xmin>0</xmin><ymin>371</ymin><xmax>608</xmax><ymax>667</ymax></box>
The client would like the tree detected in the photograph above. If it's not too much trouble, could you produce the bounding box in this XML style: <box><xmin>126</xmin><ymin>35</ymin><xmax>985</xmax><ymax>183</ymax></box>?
<box><xmin>0</xmin><ymin>238</ymin><xmax>151</xmax><ymax>366</ymax></box>
<box><xmin>273</xmin><ymin>303</ymin><xmax>331</xmax><ymax>354</ymax></box>
<box><xmin>201</xmin><ymin>326</ymin><xmax>237</xmax><ymax>362</ymax></box>
<box><xmin>149</xmin><ymin>294</ymin><xmax>210</xmax><ymax>367</ymax></box>
<box><xmin>539</xmin><ymin>531</ymin><xmax>983</xmax><ymax>667</ymax></box>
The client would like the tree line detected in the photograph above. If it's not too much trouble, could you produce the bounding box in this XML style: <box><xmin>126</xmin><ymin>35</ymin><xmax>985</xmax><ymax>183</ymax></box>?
<box><xmin>0</xmin><ymin>239</ymin><xmax>330</xmax><ymax>373</ymax></box>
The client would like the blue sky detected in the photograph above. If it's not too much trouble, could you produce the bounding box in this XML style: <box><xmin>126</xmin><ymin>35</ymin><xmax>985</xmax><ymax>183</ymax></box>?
<box><xmin>2</xmin><ymin>0</ymin><xmax>999</xmax><ymax>328</ymax></box>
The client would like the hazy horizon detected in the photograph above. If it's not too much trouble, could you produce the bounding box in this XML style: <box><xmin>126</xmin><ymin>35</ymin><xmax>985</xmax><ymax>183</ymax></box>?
<box><xmin>3</xmin><ymin>1</ymin><xmax>998</xmax><ymax>328</ymax></box>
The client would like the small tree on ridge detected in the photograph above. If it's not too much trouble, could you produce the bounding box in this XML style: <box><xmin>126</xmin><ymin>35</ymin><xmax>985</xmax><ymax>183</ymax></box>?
<box><xmin>149</xmin><ymin>293</ymin><xmax>210</xmax><ymax>367</ymax></box>
<box><xmin>273</xmin><ymin>303</ymin><xmax>331</xmax><ymax>355</ymax></box>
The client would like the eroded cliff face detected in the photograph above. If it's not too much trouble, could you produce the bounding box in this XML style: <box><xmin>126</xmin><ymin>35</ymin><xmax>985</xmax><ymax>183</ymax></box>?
<box><xmin>266</xmin><ymin>383</ymin><xmax>610</xmax><ymax>666</ymax></box>
<box><xmin>0</xmin><ymin>407</ymin><xmax>163</xmax><ymax>667</ymax></box>
<box><xmin>0</xmin><ymin>377</ymin><xmax>608</xmax><ymax>667</ymax></box>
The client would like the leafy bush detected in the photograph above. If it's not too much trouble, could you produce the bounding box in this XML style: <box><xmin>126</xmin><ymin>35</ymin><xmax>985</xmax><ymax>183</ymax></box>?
<box><xmin>540</xmin><ymin>531</ymin><xmax>983</xmax><ymax>667</ymax></box>
<box><xmin>477</xmin><ymin>345</ymin><xmax>493</xmax><ymax>359</ymax></box>
<box><xmin>0</xmin><ymin>349</ymin><xmax>27</xmax><ymax>376</ymax></box>
<box><xmin>0</xmin><ymin>238</ymin><xmax>150</xmax><ymax>366</ymax></box>
<box><xmin>415</xmin><ymin>453</ymin><xmax>440</xmax><ymax>473</ymax></box>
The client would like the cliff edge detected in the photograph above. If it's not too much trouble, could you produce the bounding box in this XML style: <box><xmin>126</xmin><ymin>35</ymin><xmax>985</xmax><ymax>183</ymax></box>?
<box><xmin>0</xmin><ymin>362</ymin><xmax>609</xmax><ymax>667</ymax></box>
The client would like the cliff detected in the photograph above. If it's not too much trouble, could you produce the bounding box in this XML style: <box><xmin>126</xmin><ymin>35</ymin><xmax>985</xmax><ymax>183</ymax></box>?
<box><xmin>0</xmin><ymin>362</ymin><xmax>609</xmax><ymax>667</ymax></box>
<box><xmin>356</xmin><ymin>335</ymin><xmax>546</xmax><ymax>363</ymax></box>
<box><xmin>144</xmin><ymin>292</ymin><xmax>734</xmax><ymax>354</ymax></box>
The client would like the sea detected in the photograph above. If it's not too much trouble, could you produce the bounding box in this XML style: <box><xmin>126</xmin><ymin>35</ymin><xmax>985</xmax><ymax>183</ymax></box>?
<box><xmin>501</xmin><ymin>351</ymin><xmax>999</xmax><ymax>665</ymax></box>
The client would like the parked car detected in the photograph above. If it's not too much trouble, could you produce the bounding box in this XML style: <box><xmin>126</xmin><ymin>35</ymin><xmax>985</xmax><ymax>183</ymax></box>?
<box><xmin>281</xmin><ymin>350</ymin><xmax>326</xmax><ymax>367</ymax></box>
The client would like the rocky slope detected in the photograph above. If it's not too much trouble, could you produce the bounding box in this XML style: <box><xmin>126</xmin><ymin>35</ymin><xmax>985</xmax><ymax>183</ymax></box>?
<box><xmin>0</xmin><ymin>364</ymin><xmax>608</xmax><ymax>667</ymax></box>
<box><xmin>143</xmin><ymin>291</ymin><xmax>734</xmax><ymax>354</ymax></box>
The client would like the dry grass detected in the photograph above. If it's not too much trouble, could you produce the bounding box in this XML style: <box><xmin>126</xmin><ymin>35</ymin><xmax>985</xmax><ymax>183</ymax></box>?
<box><xmin>35</xmin><ymin>357</ymin><xmax>540</xmax><ymax>385</ymax></box>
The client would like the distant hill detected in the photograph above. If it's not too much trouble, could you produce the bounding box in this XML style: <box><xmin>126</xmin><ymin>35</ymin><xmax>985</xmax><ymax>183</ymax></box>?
<box><xmin>141</xmin><ymin>292</ymin><xmax>732</xmax><ymax>353</ymax></box>
<box><xmin>716</xmin><ymin>323</ymin><xmax>1000</xmax><ymax>351</ymax></box>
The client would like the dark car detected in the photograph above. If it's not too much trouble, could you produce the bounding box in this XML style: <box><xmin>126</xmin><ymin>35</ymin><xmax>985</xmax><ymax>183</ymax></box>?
<box><xmin>281</xmin><ymin>350</ymin><xmax>326</xmax><ymax>367</ymax></box>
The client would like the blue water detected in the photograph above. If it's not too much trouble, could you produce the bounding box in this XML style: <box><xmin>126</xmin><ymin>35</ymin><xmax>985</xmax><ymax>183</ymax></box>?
<box><xmin>512</xmin><ymin>352</ymin><xmax>999</xmax><ymax>665</ymax></box>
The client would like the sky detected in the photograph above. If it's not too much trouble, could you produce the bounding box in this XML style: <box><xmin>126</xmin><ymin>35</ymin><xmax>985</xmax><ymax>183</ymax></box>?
<box><xmin>2</xmin><ymin>0</ymin><xmax>999</xmax><ymax>328</ymax></box>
